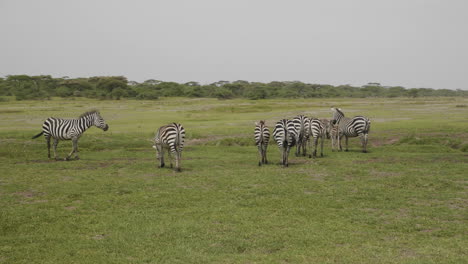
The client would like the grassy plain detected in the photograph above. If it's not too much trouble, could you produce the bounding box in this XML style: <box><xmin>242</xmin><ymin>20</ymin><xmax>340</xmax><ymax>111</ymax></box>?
<box><xmin>0</xmin><ymin>97</ymin><xmax>467</xmax><ymax>263</ymax></box>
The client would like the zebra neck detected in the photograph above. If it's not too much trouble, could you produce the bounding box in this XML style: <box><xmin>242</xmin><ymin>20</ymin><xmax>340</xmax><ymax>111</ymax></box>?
<box><xmin>80</xmin><ymin>116</ymin><xmax>94</xmax><ymax>131</ymax></box>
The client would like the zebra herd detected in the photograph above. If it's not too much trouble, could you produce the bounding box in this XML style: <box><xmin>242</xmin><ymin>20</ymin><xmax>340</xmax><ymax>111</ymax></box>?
<box><xmin>32</xmin><ymin>110</ymin><xmax>186</xmax><ymax>172</ymax></box>
<box><xmin>255</xmin><ymin>107</ymin><xmax>371</xmax><ymax>167</ymax></box>
<box><xmin>31</xmin><ymin>107</ymin><xmax>369</xmax><ymax>171</ymax></box>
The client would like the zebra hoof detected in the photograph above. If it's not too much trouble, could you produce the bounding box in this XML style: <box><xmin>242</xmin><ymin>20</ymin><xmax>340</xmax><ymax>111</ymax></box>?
<box><xmin>175</xmin><ymin>168</ymin><xmax>181</xmax><ymax>172</ymax></box>
<box><xmin>75</xmin><ymin>156</ymin><xmax>80</xmax><ymax>160</ymax></box>
<box><xmin>362</xmin><ymin>150</ymin><xmax>367</xmax><ymax>153</ymax></box>
<box><xmin>159</xmin><ymin>163</ymin><xmax>165</xmax><ymax>168</ymax></box>
<box><xmin>258</xmin><ymin>162</ymin><xmax>262</xmax><ymax>166</ymax></box>
<box><xmin>308</xmin><ymin>154</ymin><xmax>312</xmax><ymax>158</ymax></box>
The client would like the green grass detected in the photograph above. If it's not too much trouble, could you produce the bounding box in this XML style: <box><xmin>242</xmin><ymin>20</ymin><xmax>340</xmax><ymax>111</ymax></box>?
<box><xmin>1</xmin><ymin>97</ymin><xmax>467</xmax><ymax>263</ymax></box>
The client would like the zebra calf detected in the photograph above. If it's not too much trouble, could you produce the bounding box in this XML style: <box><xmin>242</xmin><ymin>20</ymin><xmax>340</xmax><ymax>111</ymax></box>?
<box><xmin>308</xmin><ymin>118</ymin><xmax>329</xmax><ymax>158</ymax></box>
<box><xmin>255</xmin><ymin>120</ymin><xmax>270</xmax><ymax>166</ymax></box>
<box><xmin>292</xmin><ymin>115</ymin><xmax>310</xmax><ymax>157</ymax></box>
<box><xmin>32</xmin><ymin>110</ymin><xmax>109</xmax><ymax>160</ymax></box>
<box><xmin>328</xmin><ymin>122</ymin><xmax>341</xmax><ymax>151</ymax></box>
<box><xmin>153</xmin><ymin>123</ymin><xmax>185</xmax><ymax>172</ymax></box>
<box><xmin>273</xmin><ymin>119</ymin><xmax>298</xmax><ymax>167</ymax></box>
<box><xmin>331</xmin><ymin>107</ymin><xmax>371</xmax><ymax>153</ymax></box>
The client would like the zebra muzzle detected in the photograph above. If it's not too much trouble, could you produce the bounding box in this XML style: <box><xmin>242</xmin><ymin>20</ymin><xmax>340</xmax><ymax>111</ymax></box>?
<box><xmin>103</xmin><ymin>125</ymin><xmax>109</xmax><ymax>131</ymax></box>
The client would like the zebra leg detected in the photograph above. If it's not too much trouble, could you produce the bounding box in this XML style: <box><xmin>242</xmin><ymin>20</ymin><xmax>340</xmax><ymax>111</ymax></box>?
<box><xmin>258</xmin><ymin>145</ymin><xmax>263</xmax><ymax>166</ymax></box>
<box><xmin>295</xmin><ymin>141</ymin><xmax>300</xmax><ymax>157</ymax></box>
<box><xmin>66</xmin><ymin>138</ymin><xmax>78</xmax><ymax>161</ymax></box>
<box><xmin>313</xmin><ymin>137</ymin><xmax>318</xmax><ymax>158</ymax></box>
<box><xmin>53</xmin><ymin>138</ymin><xmax>59</xmax><ymax>160</ymax></box>
<box><xmin>320</xmin><ymin>136</ymin><xmax>324</xmax><ymax>157</ymax></box>
<box><xmin>345</xmin><ymin>136</ymin><xmax>349</xmax><ymax>152</ymax></box>
<box><xmin>168</xmin><ymin>148</ymin><xmax>173</xmax><ymax>168</ymax></box>
<box><xmin>156</xmin><ymin>145</ymin><xmax>165</xmax><ymax>168</ymax></box>
<box><xmin>263</xmin><ymin>145</ymin><xmax>268</xmax><ymax>164</ymax></box>
<box><xmin>175</xmin><ymin>150</ymin><xmax>181</xmax><ymax>172</ymax></box>
<box><xmin>308</xmin><ymin>138</ymin><xmax>312</xmax><ymax>158</ymax></box>
<box><xmin>302</xmin><ymin>139</ymin><xmax>307</xmax><ymax>157</ymax></box>
<box><xmin>362</xmin><ymin>133</ymin><xmax>368</xmax><ymax>153</ymax></box>
<box><xmin>285</xmin><ymin>145</ymin><xmax>290</xmax><ymax>167</ymax></box>
<box><xmin>46</xmin><ymin>136</ymin><xmax>51</xmax><ymax>159</ymax></box>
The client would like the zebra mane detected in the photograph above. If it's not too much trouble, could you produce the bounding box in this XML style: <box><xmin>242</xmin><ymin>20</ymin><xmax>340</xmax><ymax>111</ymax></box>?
<box><xmin>334</xmin><ymin>108</ymin><xmax>345</xmax><ymax>117</ymax></box>
<box><xmin>79</xmin><ymin>110</ymin><xmax>100</xmax><ymax>118</ymax></box>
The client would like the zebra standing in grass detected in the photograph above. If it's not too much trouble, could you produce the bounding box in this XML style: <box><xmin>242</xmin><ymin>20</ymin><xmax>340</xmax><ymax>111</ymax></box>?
<box><xmin>328</xmin><ymin>121</ymin><xmax>340</xmax><ymax>152</ymax></box>
<box><xmin>255</xmin><ymin>120</ymin><xmax>270</xmax><ymax>166</ymax></box>
<box><xmin>273</xmin><ymin>119</ymin><xmax>298</xmax><ymax>167</ymax></box>
<box><xmin>153</xmin><ymin>123</ymin><xmax>185</xmax><ymax>172</ymax></box>
<box><xmin>308</xmin><ymin>118</ymin><xmax>330</xmax><ymax>158</ymax></box>
<box><xmin>331</xmin><ymin>107</ymin><xmax>371</xmax><ymax>153</ymax></box>
<box><xmin>292</xmin><ymin>115</ymin><xmax>310</xmax><ymax>157</ymax></box>
<box><xmin>32</xmin><ymin>110</ymin><xmax>109</xmax><ymax>160</ymax></box>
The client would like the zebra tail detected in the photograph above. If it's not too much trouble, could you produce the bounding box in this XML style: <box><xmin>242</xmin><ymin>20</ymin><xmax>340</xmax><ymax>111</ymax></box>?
<box><xmin>32</xmin><ymin>131</ymin><xmax>44</xmax><ymax>139</ymax></box>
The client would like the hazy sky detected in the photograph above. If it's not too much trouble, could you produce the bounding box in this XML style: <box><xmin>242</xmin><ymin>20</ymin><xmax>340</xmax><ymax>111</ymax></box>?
<box><xmin>1</xmin><ymin>0</ymin><xmax>467</xmax><ymax>89</ymax></box>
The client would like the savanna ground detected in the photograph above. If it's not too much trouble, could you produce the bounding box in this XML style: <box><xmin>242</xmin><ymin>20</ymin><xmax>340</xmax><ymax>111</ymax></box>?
<box><xmin>0</xmin><ymin>97</ymin><xmax>467</xmax><ymax>263</ymax></box>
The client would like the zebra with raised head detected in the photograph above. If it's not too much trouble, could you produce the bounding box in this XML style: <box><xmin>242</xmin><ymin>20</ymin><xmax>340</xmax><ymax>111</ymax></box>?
<box><xmin>331</xmin><ymin>107</ymin><xmax>371</xmax><ymax>153</ymax></box>
<box><xmin>153</xmin><ymin>123</ymin><xmax>185</xmax><ymax>172</ymax></box>
<box><xmin>273</xmin><ymin>119</ymin><xmax>298</xmax><ymax>167</ymax></box>
<box><xmin>254</xmin><ymin>120</ymin><xmax>270</xmax><ymax>166</ymax></box>
<box><xmin>308</xmin><ymin>118</ymin><xmax>330</xmax><ymax>158</ymax></box>
<box><xmin>292</xmin><ymin>115</ymin><xmax>310</xmax><ymax>157</ymax></box>
<box><xmin>32</xmin><ymin>110</ymin><xmax>109</xmax><ymax>160</ymax></box>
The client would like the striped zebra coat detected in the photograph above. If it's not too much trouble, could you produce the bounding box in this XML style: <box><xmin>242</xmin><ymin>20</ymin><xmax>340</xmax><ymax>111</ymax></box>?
<box><xmin>32</xmin><ymin>110</ymin><xmax>109</xmax><ymax>160</ymax></box>
<box><xmin>254</xmin><ymin>120</ymin><xmax>270</xmax><ymax>166</ymax></box>
<box><xmin>331</xmin><ymin>107</ymin><xmax>371</xmax><ymax>153</ymax></box>
<box><xmin>308</xmin><ymin>118</ymin><xmax>330</xmax><ymax>158</ymax></box>
<box><xmin>272</xmin><ymin>119</ymin><xmax>298</xmax><ymax>167</ymax></box>
<box><xmin>292</xmin><ymin>115</ymin><xmax>310</xmax><ymax>157</ymax></box>
<box><xmin>153</xmin><ymin>123</ymin><xmax>185</xmax><ymax>172</ymax></box>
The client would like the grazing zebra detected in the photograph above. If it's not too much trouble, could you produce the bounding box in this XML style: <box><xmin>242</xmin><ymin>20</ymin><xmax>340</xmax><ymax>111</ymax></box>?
<box><xmin>308</xmin><ymin>118</ymin><xmax>329</xmax><ymax>158</ymax></box>
<box><xmin>32</xmin><ymin>110</ymin><xmax>109</xmax><ymax>160</ymax></box>
<box><xmin>272</xmin><ymin>119</ymin><xmax>298</xmax><ymax>167</ymax></box>
<box><xmin>292</xmin><ymin>115</ymin><xmax>310</xmax><ymax>157</ymax></box>
<box><xmin>153</xmin><ymin>123</ymin><xmax>185</xmax><ymax>172</ymax></box>
<box><xmin>331</xmin><ymin>107</ymin><xmax>371</xmax><ymax>153</ymax></box>
<box><xmin>254</xmin><ymin>120</ymin><xmax>270</xmax><ymax>166</ymax></box>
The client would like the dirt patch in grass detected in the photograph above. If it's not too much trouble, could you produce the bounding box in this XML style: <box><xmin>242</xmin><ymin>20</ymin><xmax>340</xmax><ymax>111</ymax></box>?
<box><xmin>370</xmin><ymin>170</ymin><xmax>401</xmax><ymax>178</ymax></box>
<box><xmin>14</xmin><ymin>191</ymin><xmax>44</xmax><ymax>198</ymax></box>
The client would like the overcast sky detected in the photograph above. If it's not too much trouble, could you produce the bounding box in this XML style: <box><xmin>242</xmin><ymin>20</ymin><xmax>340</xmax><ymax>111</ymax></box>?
<box><xmin>1</xmin><ymin>0</ymin><xmax>467</xmax><ymax>89</ymax></box>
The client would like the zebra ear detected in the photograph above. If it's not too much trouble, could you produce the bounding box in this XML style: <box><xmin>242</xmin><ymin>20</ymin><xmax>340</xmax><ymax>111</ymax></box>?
<box><xmin>255</xmin><ymin>122</ymin><xmax>259</xmax><ymax>126</ymax></box>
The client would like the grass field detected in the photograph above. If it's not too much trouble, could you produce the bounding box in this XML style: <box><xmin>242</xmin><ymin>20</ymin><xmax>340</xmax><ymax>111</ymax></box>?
<box><xmin>1</xmin><ymin>97</ymin><xmax>467</xmax><ymax>263</ymax></box>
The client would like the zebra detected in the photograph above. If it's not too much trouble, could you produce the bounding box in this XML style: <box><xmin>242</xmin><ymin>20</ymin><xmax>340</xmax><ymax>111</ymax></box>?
<box><xmin>292</xmin><ymin>115</ymin><xmax>310</xmax><ymax>157</ymax></box>
<box><xmin>328</xmin><ymin>121</ymin><xmax>340</xmax><ymax>152</ymax></box>
<box><xmin>308</xmin><ymin>118</ymin><xmax>330</xmax><ymax>158</ymax></box>
<box><xmin>254</xmin><ymin>120</ymin><xmax>270</xmax><ymax>166</ymax></box>
<box><xmin>272</xmin><ymin>119</ymin><xmax>298</xmax><ymax>167</ymax></box>
<box><xmin>153</xmin><ymin>123</ymin><xmax>185</xmax><ymax>172</ymax></box>
<box><xmin>330</xmin><ymin>107</ymin><xmax>371</xmax><ymax>153</ymax></box>
<box><xmin>32</xmin><ymin>110</ymin><xmax>109</xmax><ymax>160</ymax></box>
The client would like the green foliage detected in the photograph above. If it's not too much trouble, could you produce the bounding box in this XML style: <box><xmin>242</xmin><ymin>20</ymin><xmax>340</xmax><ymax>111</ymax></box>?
<box><xmin>1</xmin><ymin>76</ymin><xmax>468</xmax><ymax>101</ymax></box>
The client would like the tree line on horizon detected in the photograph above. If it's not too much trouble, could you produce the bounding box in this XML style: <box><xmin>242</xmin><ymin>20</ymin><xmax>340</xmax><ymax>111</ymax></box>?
<box><xmin>0</xmin><ymin>75</ymin><xmax>466</xmax><ymax>101</ymax></box>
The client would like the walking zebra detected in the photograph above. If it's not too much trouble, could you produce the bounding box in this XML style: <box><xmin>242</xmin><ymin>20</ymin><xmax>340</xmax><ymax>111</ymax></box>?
<box><xmin>330</xmin><ymin>107</ymin><xmax>371</xmax><ymax>153</ymax></box>
<box><xmin>254</xmin><ymin>120</ymin><xmax>270</xmax><ymax>166</ymax></box>
<box><xmin>32</xmin><ymin>110</ymin><xmax>109</xmax><ymax>160</ymax></box>
<box><xmin>153</xmin><ymin>123</ymin><xmax>185</xmax><ymax>172</ymax></box>
<box><xmin>292</xmin><ymin>115</ymin><xmax>310</xmax><ymax>157</ymax></box>
<box><xmin>308</xmin><ymin>118</ymin><xmax>330</xmax><ymax>158</ymax></box>
<box><xmin>272</xmin><ymin>119</ymin><xmax>298</xmax><ymax>167</ymax></box>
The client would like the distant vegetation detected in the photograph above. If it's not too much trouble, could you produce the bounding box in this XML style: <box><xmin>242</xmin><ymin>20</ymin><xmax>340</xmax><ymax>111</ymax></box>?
<box><xmin>0</xmin><ymin>75</ymin><xmax>467</xmax><ymax>101</ymax></box>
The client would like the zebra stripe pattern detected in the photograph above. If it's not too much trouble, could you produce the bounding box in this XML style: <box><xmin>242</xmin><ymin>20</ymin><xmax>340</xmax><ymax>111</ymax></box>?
<box><xmin>328</xmin><ymin>121</ymin><xmax>340</xmax><ymax>151</ymax></box>
<box><xmin>331</xmin><ymin>107</ymin><xmax>371</xmax><ymax>153</ymax></box>
<box><xmin>272</xmin><ymin>119</ymin><xmax>298</xmax><ymax>167</ymax></box>
<box><xmin>32</xmin><ymin>110</ymin><xmax>109</xmax><ymax>160</ymax></box>
<box><xmin>254</xmin><ymin>120</ymin><xmax>270</xmax><ymax>166</ymax></box>
<box><xmin>292</xmin><ymin>115</ymin><xmax>310</xmax><ymax>157</ymax></box>
<box><xmin>153</xmin><ymin>123</ymin><xmax>185</xmax><ymax>172</ymax></box>
<box><xmin>308</xmin><ymin>118</ymin><xmax>329</xmax><ymax>158</ymax></box>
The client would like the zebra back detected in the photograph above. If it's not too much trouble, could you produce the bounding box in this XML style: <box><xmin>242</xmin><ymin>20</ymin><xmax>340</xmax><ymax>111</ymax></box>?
<box><xmin>155</xmin><ymin>123</ymin><xmax>185</xmax><ymax>153</ymax></box>
<box><xmin>292</xmin><ymin>115</ymin><xmax>310</xmax><ymax>140</ymax></box>
<box><xmin>331</xmin><ymin>108</ymin><xmax>370</xmax><ymax>137</ymax></box>
<box><xmin>255</xmin><ymin>120</ymin><xmax>270</xmax><ymax>146</ymax></box>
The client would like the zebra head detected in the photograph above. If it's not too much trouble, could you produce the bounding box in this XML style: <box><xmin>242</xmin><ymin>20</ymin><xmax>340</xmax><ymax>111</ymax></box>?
<box><xmin>89</xmin><ymin>111</ymin><xmax>109</xmax><ymax>131</ymax></box>
<box><xmin>330</xmin><ymin>107</ymin><xmax>344</xmax><ymax>125</ymax></box>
